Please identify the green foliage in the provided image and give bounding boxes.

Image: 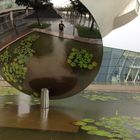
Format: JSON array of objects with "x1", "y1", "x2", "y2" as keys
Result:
[
  {"x1": 15, "y1": 0, "x2": 51, "y2": 9},
  {"x1": 31, "y1": 97, "x2": 40, "y2": 105},
  {"x1": 81, "y1": 118, "x2": 95, "y2": 123},
  {"x1": 81, "y1": 125, "x2": 98, "y2": 131},
  {"x1": 132, "y1": 96, "x2": 140, "y2": 101},
  {"x1": 81, "y1": 90, "x2": 118, "y2": 101},
  {"x1": 72, "y1": 121, "x2": 87, "y2": 126},
  {"x1": 70, "y1": 0, "x2": 89, "y2": 15},
  {"x1": 73, "y1": 112, "x2": 140, "y2": 139},
  {"x1": 0, "y1": 87, "x2": 20, "y2": 96},
  {"x1": 0, "y1": 33, "x2": 40, "y2": 87},
  {"x1": 28, "y1": 23, "x2": 51, "y2": 29},
  {"x1": 32, "y1": 92, "x2": 39, "y2": 98},
  {"x1": 2, "y1": 62, "x2": 27, "y2": 83},
  {"x1": 0, "y1": 50, "x2": 11, "y2": 64},
  {"x1": 76, "y1": 25, "x2": 101, "y2": 39},
  {"x1": 15, "y1": 0, "x2": 30, "y2": 7},
  {"x1": 67, "y1": 48, "x2": 97, "y2": 70}
]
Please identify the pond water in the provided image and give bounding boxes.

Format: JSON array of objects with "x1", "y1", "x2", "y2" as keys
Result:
[{"x1": 0, "y1": 89, "x2": 140, "y2": 140}]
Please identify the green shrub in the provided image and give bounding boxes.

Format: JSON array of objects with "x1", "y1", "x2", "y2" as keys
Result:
[
  {"x1": 0, "y1": 33, "x2": 40, "y2": 85},
  {"x1": 76, "y1": 26, "x2": 101, "y2": 39},
  {"x1": 28, "y1": 23, "x2": 51, "y2": 29},
  {"x1": 67, "y1": 48, "x2": 97, "y2": 70}
]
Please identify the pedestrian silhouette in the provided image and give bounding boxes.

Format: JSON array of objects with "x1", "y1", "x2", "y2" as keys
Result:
[{"x1": 59, "y1": 20, "x2": 65, "y2": 37}]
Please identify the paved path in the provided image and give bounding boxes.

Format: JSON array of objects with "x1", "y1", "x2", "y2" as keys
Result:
[
  {"x1": 33, "y1": 28, "x2": 102, "y2": 45},
  {"x1": 86, "y1": 84, "x2": 140, "y2": 94}
]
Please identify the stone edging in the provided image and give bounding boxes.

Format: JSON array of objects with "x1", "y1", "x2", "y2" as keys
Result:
[
  {"x1": 33, "y1": 28, "x2": 102, "y2": 45},
  {"x1": 0, "y1": 30, "x2": 34, "y2": 52},
  {"x1": 86, "y1": 84, "x2": 140, "y2": 94}
]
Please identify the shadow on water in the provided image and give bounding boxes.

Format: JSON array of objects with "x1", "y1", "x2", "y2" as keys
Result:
[
  {"x1": 33, "y1": 33, "x2": 54, "y2": 57},
  {"x1": 29, "y1": 77, "x2": 77, "y2": 97}
]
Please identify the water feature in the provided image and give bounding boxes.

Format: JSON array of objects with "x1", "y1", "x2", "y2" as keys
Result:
[{"x1": 0, "y1": 88, "x2": 140, "y2": 139}]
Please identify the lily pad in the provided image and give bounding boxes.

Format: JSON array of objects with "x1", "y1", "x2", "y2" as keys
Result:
[
  {"x1": 72, "y1": 112, "x2": 140, "y2": 139},
  {"x1": 81, "y1": 91, "x2": 118, "y2": 101},
  {"x1": 88, "y1": 130, "x2": 113, "y2": 138},
  {"x1": 81, "y1": 125, "x2": 98, "y2": 131},
  {"x1": 81, "y1": 118, "x2": 95, "y2": 123},
  {"x1": 72, "y1": 121, "x2": 87, "y2": 126}
]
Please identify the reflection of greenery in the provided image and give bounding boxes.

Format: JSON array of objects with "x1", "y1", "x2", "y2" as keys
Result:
[
  {"x1": 31, "y1": 97, "x2": 40, "y2": 105},
  {"x1": 81, "y1": 90, "x2": 118, "y2": 101},
  {"x1": 67, "y1": 48, "x2": 97, "y2": 70},
  {"x1": 133, "y1": 96, "x2": 140, "y2": 101},
  {"x1": 28, "y1": 23, "x2": 51, "y2": 29},
  {"x1": 0, "y1": 87, "x2": 19, "y2": 96},
  {"x1": 0, "y1": 34, "x2": 40, "y2": 88},
  {"x1": 0, "y1": 50, "x2": 11, "y2": 63},
  {"x1": 73, "y1": 111, "x2": 140, "y2": 139},
  {"x1": 76, "y1": 25, "x2": 101, "y2": 39}
]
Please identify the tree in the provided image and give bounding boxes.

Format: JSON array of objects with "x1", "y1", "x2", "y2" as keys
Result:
[
  {"x1": 15, "y1": 0, "x2": 52, "y2": 25},
  {"x1": 70, "y1": 0, "x2": 95, "y2": 30}
]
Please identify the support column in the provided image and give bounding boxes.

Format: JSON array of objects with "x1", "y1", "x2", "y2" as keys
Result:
[
  {"x1": 41, "y1": 88, "x2": 49, "y2": 109},
  {"x1": 118, "y1": 52, "x2": 128, "y2": 78},
  {"x1": 125, "y1": 68, "x2": 131, "y2": 82},
  {"x1": 10, "y1": 11, "x2": 14, "y2": 26},
  {"x1": 26, "y1": 8, "x2": 29, "y2": 16},
  {"x1": 133, "y1": 69, "x2": 139, "y2": 83}
]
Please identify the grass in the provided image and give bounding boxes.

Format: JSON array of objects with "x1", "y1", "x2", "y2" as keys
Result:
[
  {"x1": 76, "y1": 25, "x2": 101, "y2": 39},
  {"x1": 28, "y1": 23, "x2": 51, "y2": 29}
]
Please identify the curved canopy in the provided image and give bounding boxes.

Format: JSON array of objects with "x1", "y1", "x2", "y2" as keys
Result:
[
  {"x1": 80, "y1": 0, "x2": 138, "y2": 37},
  {"x1": 103, "y1": 15, "x2": 140, "y2": 53}
]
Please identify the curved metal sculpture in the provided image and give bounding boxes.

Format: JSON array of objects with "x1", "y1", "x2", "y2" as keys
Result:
[{"x1": 0, "y1": 31, "x2": 103, "y2": 99}]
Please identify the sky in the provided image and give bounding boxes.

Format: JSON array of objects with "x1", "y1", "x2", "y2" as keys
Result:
[
  {"x1": 51, "y1": 0, "x2": 70, "y2": 7},
  {"x1": 103, "y1": 14, "x2": 140, "y2": 53}
]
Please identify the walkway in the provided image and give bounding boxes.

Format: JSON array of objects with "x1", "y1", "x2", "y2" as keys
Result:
[
  {"x1": 34, "y1": 28, "x2": 102, "y2": 45},
  {"x1": 86, "y1": 84, "x2": 140, "y2": 94}
]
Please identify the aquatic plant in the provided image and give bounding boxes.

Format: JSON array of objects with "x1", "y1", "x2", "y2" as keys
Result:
[
  {"x1": 0, "y1": 50, "x2": 11, "y2": 64},
  {"x1": 0, "y1": 34, "x2": 40, "y2": 87},
  {"x1": 0, "y1": 87, "x2": 19, "y2": 96},
  {"x1": 132, "y1": 96, "x2": 140, "y2": 101},
  {"x1": 73, "y1": 112, "x2": 140, "y2": 139},
  {"x1": 67, "y1": 48, "x2": 97, "y2": 70},
  {"x1": 81, "y1": 90, "x2": 118, "y2": 101}
]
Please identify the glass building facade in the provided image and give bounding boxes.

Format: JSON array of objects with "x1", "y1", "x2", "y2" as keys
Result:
[{"x1": 95, "y1": 47, "x2": 140, "y2": 84}]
